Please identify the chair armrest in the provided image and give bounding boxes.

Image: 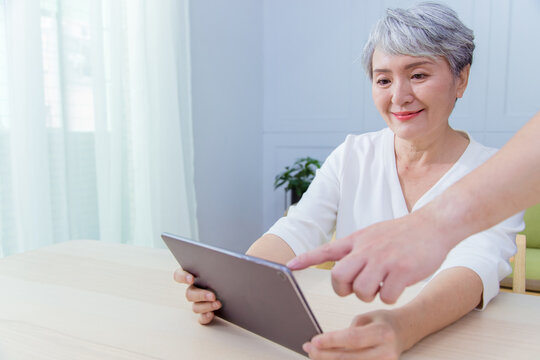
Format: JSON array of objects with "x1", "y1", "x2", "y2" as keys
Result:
[{"x1": 513, "y1": 234, "x2": 527, "y2": 294}]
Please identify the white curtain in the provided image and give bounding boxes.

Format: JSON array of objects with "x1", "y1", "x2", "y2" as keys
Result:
[{"x1": 0, "y1": 0, "x2": 198, "y2": 257}]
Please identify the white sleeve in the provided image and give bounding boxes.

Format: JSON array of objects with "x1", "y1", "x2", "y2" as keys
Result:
[
  {"x1": 264, "y1": 144, "x2": 343, "y2": 256},
  {"x1": 430, "y1": 211, "x2": 525, "y2": 310}
]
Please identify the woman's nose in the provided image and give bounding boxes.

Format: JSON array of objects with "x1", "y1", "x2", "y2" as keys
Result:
[{"x1": 391, "y1": 80, "x2": 414, "y2": 106}]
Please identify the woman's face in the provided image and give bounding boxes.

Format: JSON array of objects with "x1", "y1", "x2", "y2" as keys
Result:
[{"x1": 371, "y1": 48, "x2": 469, "y2": 143}]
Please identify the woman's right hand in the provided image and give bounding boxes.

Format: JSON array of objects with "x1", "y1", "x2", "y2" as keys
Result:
[{"x1": 173, "y1": 268, "x2": 222, "y2": 324}]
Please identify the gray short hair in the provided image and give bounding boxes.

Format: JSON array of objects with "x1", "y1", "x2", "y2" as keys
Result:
[{"x1": 362, "y1": 2, "x2": 475, "y2": 79}]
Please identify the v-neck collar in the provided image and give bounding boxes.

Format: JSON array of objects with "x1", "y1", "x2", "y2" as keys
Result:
[{"x1": 383, "y1": 128, "x2": 473, "y2": 215}]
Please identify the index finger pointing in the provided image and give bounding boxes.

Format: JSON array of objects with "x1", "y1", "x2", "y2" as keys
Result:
[{"x1": 287, "y1": 239, "x2": 352, "y2": 270}]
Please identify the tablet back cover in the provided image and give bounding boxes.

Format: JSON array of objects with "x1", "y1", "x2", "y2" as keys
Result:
[{"x1": 162, "y1": 233, "x2": 322, "y2": 355}]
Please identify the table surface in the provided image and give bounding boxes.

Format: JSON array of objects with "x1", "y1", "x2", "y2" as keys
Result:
[{"x1": 0, "y1": 240, "x2": 539, "y2": 359}]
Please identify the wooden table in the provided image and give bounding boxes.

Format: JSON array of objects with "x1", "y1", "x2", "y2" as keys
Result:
[{"x1": 0, "y1": 240, "x2": 539, "y2": 359}]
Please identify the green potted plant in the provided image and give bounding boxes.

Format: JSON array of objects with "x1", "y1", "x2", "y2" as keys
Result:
[{"x1": 274, "y1": 157, "x2": 321, "y2": 205}]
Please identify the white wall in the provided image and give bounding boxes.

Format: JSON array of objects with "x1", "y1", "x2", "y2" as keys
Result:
[{"x1": 190, "y1": 0, "x2": 540, "y2": 251}]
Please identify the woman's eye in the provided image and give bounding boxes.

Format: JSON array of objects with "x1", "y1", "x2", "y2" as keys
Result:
[
  {"x1": 376, "y1": 79, "x2": 390, "y2": 86},
  {"x1": 412, "y1": 73, "x2": 426, "y2": 80}
]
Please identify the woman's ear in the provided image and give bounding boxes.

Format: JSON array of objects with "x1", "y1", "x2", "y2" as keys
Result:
[{"x1": 456, "y1": 64, "x2": 471, "y2": 99}]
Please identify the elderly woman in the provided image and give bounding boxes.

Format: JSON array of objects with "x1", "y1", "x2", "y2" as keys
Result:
[{"x1": 176, "y1": 2, "x2": 524, "y2": 359}]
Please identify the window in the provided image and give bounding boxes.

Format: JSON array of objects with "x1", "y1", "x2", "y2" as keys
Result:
[
  {"x1": 0, "y1": 0, "x2": 196, "y2": 256},
  {"x1": 0, "y1": 0, "x2": 9, "y2": 130}
]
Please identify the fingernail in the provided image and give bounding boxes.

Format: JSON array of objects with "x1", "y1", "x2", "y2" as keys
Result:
[
  {"x1": 212, "y1": 301, "x2": 220, "y2": 309},
  {"x1": 303, "y1": 342, "x2": 311, "y2": 352},
  {"x1": 186, "y1": 275, "x2": 193, "y2": 283},
  {"x1": 205, "y1": 293, "x2": 213, "y2": 301},
  {"x1": 287, "y1": 258, "x2": 298, "y2": 268}
]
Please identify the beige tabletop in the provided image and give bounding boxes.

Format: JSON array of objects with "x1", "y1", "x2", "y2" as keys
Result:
[{"x1": 0, "y1": 240, "x2": 539, "y2": 359}]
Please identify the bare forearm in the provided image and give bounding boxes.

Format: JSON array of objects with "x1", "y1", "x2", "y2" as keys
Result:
[
  {"x1": 417, "y1": 111, "x2": 540, "y2": 249},
  {"x1": 395, "y1": 267, "x2": 483, "y2": 351},
  {"x1": 246, "y1": 234, "x2": 296, "y2": 264}
]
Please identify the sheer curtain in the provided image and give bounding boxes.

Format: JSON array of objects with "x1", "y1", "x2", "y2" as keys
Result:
[{"x1": 0, "y1": 0, "x2": 198, "y2": 257}]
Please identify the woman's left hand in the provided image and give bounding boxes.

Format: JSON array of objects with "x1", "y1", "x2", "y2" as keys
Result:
[{"x1": 303, "y1": 310, "x2": 405, "y2": 360}]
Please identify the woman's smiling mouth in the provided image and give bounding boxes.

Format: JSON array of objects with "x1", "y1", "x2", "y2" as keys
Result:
[{"x1": 391, "y1": 109, "x2": 424, "y2": 121}]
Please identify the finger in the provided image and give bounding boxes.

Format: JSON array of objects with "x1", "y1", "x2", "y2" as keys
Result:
[
  {"x1": 330, "y1": 253, "x2": 367, "y2": 297},
  {"x1": 303, "y1": 342, "x2": 357, "y2": 360},
  {"x1": 287, "y1": 239, "x2": 353, "y2": 270},
  {"x1": 186, "y1": 285, "x2": 216, "y2": 302},
  {"x1": 351, "y1": 263, "x2": 386, "y2": 302},
  {"x1": 174, "y1": 268, "x2": 194, "y2": 284},
  {"x1": 192, "y1": 300, "x2": 222, "y2": 314},
  {"x1": 310, "y1": 325, "x2": 380, "y2": 350},
  {"x1": 378, "y1": 272, "x2": 408, "y2": 304},
  {"x1": 198, "y1": 312, "x2": 215, "y2": 325},
  {"x1": 306, "y1": 344, "x2": 392, "y2": 360}
]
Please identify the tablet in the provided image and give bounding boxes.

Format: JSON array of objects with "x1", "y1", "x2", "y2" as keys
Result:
[{"x1": 162, "y1": 232, "x2": 322, "y2": 355}]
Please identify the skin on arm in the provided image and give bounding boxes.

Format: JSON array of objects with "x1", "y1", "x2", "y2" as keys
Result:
[
  {"x1": 304, "y1": 267, "x2": 483, "y2": 360},
  {"x1": 174, "y1": 233, "x2": 295, "y2": 324},
  {"x1": 433, "y1": 110, "x2": 540, "y2": 240},
  {"x1": 245, "y1": 233, "x2": 296, "y2": 264},
  {"x1": 288, "y1": 111, "x2": 540, "y2": 305}
]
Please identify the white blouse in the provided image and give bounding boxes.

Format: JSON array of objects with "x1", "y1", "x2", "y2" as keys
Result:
[{"x1": 266, "y1": 127, "x2": 524, "y2": 309}]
